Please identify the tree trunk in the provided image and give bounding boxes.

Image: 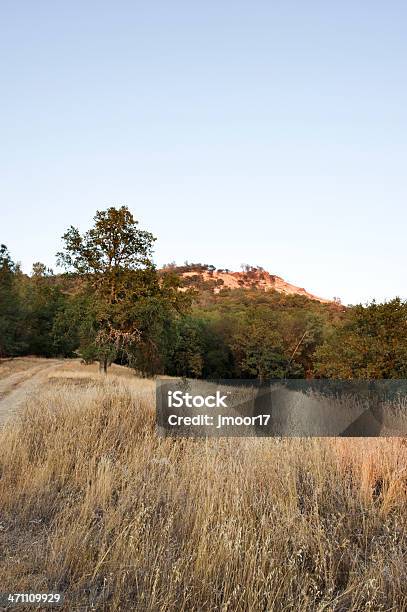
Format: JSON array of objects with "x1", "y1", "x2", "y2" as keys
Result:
[{"x1": 99, "y1": 357, "x2": 108, "y2": 374}]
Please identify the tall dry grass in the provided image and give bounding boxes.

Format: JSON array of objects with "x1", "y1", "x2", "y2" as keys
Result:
[{"x1": 0, "y1": 374, "x2": 407, "y2": 611}]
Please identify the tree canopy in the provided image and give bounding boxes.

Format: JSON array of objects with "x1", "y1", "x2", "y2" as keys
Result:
[{"x1": 1, "y1": 208, "x2": 405, "y2": 381}]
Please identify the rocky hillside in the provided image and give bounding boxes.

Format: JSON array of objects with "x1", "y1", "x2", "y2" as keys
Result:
[{"x1": 162, "y1": 264, "x2": 332, "y2": 303}]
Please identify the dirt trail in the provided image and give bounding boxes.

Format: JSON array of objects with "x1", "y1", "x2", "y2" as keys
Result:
[{"x1": 0, "y1": 359, "x2": 64, "y2": 426}]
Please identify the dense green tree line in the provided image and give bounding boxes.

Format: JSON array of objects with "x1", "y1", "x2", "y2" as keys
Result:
[{"x1": 1, "y1": 206, "x2": 406, "y2": 379}]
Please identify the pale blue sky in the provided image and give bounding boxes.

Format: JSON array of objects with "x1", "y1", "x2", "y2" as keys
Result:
[{"x1": 1, "y1": 1, "x2": 406, "y2": 305}]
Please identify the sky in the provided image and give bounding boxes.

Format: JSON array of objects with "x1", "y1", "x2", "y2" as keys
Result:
[{"x1": 1, "y1": 1, "x2": 406, "y2": 305}]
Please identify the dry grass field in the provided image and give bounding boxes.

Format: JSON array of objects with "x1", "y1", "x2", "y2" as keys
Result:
[{"x1": 0, "y1": 360, "x2": 407, "y2": 611}]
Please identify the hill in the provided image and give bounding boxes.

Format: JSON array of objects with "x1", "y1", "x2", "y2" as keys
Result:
[{"x1": 162, "y1": 263, "x2": 333, "y2": 303}]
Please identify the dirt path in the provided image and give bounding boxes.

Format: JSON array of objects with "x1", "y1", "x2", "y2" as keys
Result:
[{"x1": 0, "y1": 359, "x2": 65, "y2": 426}]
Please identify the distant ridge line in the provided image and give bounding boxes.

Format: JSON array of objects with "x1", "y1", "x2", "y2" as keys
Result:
[{"x1": 161, "y1": 265, "x2": 333, "y2": 304}]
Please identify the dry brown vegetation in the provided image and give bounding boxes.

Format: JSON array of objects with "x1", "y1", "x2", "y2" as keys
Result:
[{"x1": 0, "y1": 364, "x2": 407, "y2": 611}]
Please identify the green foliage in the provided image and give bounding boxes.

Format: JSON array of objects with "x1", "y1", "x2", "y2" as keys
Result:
[
  {"x1": 52, "y1": 293, "x2": 95, "y2": 358},
  {"x1": 166, "y1": 316, "x2": 205, "y2": 378},
  {"x1": 23, "y1": 264, "x2": 68, "y2": 357},
  {"x1": 315, "y1": 298, "x2": 407, "y2": 379},
  {"x1": 0, "y1": 246, "x2": 24, "y2": 356},
  {"x1": 57, "y1": 206, "x2": 189, "y2": 374},
  {"x1": 57, "y1": 206, "x2": 156, "y2": 301},
  {"x1": 188, "y1": 289, "x2": 334, "y2": 379},
  {"x1": 2, "y1": 215, "x2": 405, "y2": 383},
  {"x1": 232, "y1": 316, "x2": 287, "y2": 380},
  {"x1": 56, "y1": 206, "x2": 157, "y2": 370}
]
